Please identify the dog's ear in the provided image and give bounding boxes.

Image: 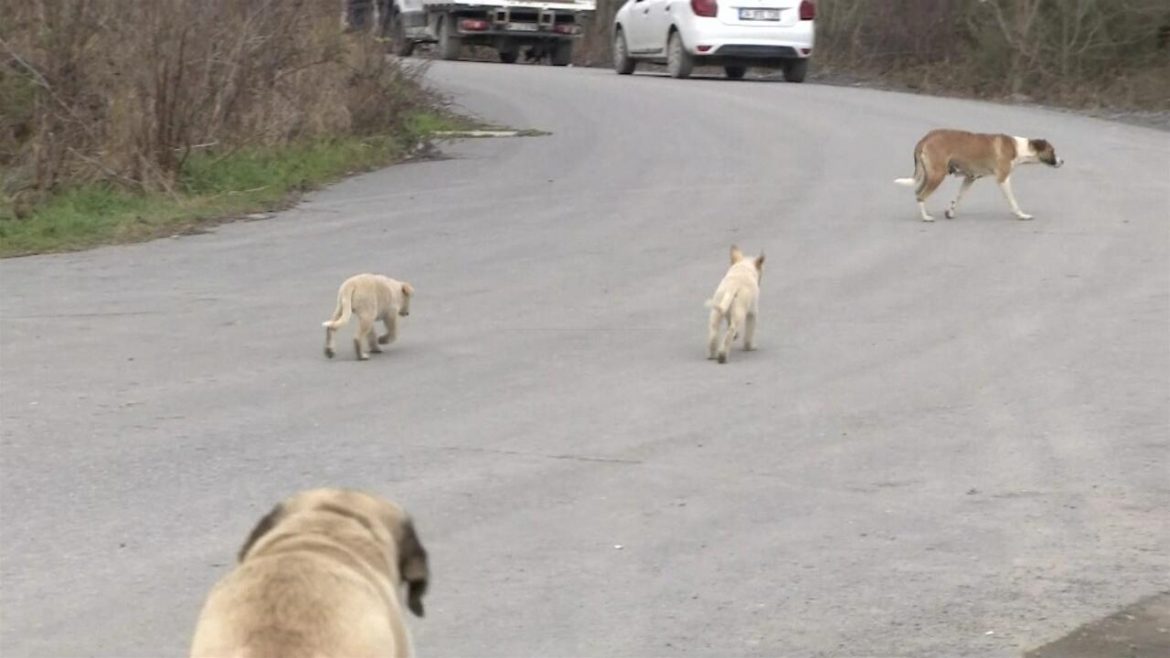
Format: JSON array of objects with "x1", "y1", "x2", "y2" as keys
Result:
[
  {"x1": 401, "y1": 282, "x2": 414, "y2": 297},
  {"x1": 730, "y1": 245, "x2": 743, "y2": 264},
  {"x1": 237, "y1": 503, "x2": 284, "y2": 562},
  {"x1": 398, "y1": 519, "x2": 429, "y2": 617},
  {"x1": 1029, "y1": 138, "x2": 1050, "y2": 153},
  {"x1": 754, "y1": 252, "x2": 765, "y2": 271}
]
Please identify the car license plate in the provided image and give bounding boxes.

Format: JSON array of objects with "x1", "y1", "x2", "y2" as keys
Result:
[
  {"x1": 507, "y1": 22, "x2": 540, "y2": 31},
  {"x1": 739, "y1": 8, "x2": 780, "y2": 20}
]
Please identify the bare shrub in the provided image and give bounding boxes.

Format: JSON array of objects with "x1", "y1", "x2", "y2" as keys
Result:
[
  {"x1": 0, "y1": 0, "x2": 433, "y2": 196},
  {"x1": 814, "y1": 0, "x2": 1169, "y2": 109}
]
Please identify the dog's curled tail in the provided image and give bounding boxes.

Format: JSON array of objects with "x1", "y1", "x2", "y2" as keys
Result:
[
  {"x1": 322, "y1": 286, "x2": 353, "y2": 329},
  {"x1": 705, "y1": 290, "x2": 739, "y2": 315}
]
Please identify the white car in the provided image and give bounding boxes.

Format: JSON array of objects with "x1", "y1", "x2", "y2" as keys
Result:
[{"x1": 612, "y1": 0, "x2": 815, "y2": 81}]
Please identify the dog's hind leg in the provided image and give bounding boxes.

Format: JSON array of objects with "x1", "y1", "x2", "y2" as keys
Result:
[
  {"x1": 368, "y1": 326, "x2": 383, "y2": 354},
  {"x1": 354, "y1": 313, "x2": 375, "y2": 360},
  {"x1": 378, "y1": 313, "x2": 398, "y2": 345},
  {"x1": 997, "y1": 176, "x2": 1032, "y2": 219},
  {"x1": 916, "y1": 171, "x2": 945, "y2": 222},
  {"x1": 945, "y1": 176, "x2": 976, "y2": 219},
  {"x1": 743, "y1": 310, "x2": 757, "y2": 352},
  {"x1": 718, "y1": 306, "x2": 746, "y2": 364},
  {"x1": 324, "y1": 325, "x2": 337, "y2": 358},
  {"x1": 707, "y1": 308, "x2": 723, "y2": 360}
]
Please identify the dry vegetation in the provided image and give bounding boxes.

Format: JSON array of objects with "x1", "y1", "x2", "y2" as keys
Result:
[
  {"x1": 578, "y1": 0, "x2": 1170, "y2": 110},
  {"x1": 0, "y1": 0, "x2": 439, "y2": 227},
  {"x1": 2, "y1": 1, "x2": 1165, "y2": 253}
]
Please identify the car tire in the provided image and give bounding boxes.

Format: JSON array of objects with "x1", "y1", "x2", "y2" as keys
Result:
[
  {"x1": 666, "y1": 30, "x2": 693, "y2": 79},
  {"x1": 499, "y1": 48, "x2": 519, "y2": 63},
  {"x1": 390, "y1": 11, "x2": 414, "y2": 57},
  {"x1": 551, "y1": 40, "x2": 573, "y2": 66},
  {"x1": 782, "y1": 58, "x2": 808, "y2": 83},
  {"x1": 438, "y1": 15, "x2": 461, "y2": 61},
  {"x1": 724, "y1": 65, "x2": 747, "y2": 80},
  {"x1": 613, "y1": 28, "x2": 636, "y2": 74}
]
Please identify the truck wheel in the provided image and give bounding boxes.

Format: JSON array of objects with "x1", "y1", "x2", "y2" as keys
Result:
[
  {"x1": 613, "y1": 28, "x2": 635, "y2": 74},
  {"x1": 498, "y1": 40, "x2": 519, "y2": 63},
  {"x1": 390, "y1": 11, "x2": 414, "y2": 56},
  {"x1": 550, "y1": 40, "x2": 572, "y2": 66},
  {"x1": 724, "y1": 66, "x2": 747, "y2": 80},
  {"x1": 438, "y1": 15, "x2": 461, "y2": 61},
  {"x1": 782, "y1": 58, "x2": 808, "y2": 83},
  {"x1": 666, "y1": 30, "x2": 693, "y2": 79}
]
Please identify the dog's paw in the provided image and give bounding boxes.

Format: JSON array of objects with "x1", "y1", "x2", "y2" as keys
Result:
[
  {"x1": 357, "y1": 353, "x2": 370, "y2": 361},
  {"x1": 921, "y1": 215, "x2": 936, "y2": 222},
  {"x1": 717, "y1": 353, "x2": 728, "y2": 364},
  {"x1": 324, "y1": 347, "x2": 335, "y2": 359},
  {"x1": 378, "y1": 335, "x2": 393, "y2": 345},
  {"x1": 1016, "y1": 212, "x2": 1034, "y2": 220},
  {"x1": 944, "y1": 208, "x2": 956, "y2": 219}
]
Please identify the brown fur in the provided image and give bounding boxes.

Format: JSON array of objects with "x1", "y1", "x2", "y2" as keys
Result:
[
  {"x1": 190, "y1": 489, "x2": 429, "y2": 658},
  {"x1": 896, "y1": 129, "x2": 1063, "y2": 221}
]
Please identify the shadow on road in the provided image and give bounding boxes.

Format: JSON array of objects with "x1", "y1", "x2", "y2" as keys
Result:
[{"x1": 1024, "y1": 592, "x2": 1170, "y2": 658}]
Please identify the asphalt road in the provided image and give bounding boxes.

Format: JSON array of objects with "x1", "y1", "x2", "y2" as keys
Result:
[{"x1": 2, "y1": 61, "x2": 1168, "y2": 658}]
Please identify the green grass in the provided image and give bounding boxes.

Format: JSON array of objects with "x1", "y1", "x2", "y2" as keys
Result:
[{"x1": 0, "y1": 110, "x2": 476, "y2": 257}]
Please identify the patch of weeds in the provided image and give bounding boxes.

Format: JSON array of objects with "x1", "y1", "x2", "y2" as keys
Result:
[{"x1": 0, "y1": 109, "x2": 465, "y2": 257}]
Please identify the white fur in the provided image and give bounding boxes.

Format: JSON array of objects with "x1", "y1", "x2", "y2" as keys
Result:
[
  {"x1": 1012, "y1": 136, "x2": 1040, "y2": 165},
  {"x1": 706, "y1": 246, "x2": 764, "y2": 364},
  {"x1": 323, "y1": 273, "x2": 413, "y2": 361}
]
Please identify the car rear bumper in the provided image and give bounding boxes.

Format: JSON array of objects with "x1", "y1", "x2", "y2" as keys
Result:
[
  {"x1": 678, "y1": 18, "x2": 814, "y2": 58},
  {"x1": 710, "y1": 44, "x2": 799, "y2": 57}
]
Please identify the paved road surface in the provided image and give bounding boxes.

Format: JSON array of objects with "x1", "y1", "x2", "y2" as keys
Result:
[{"x1": 2, "y1": 62, "x2": 1168, "y2": 658}]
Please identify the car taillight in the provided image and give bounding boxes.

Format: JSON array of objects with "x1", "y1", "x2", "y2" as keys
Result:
[
  {"x1": 691, "y1": 0, "x2": 718, "y2": 18},
  {"x1": 799, "y1": 0, "x2": 815, "y2": 20},
  {"x1": 459, "y1": 18, "x2": 490, "y2": 31}
]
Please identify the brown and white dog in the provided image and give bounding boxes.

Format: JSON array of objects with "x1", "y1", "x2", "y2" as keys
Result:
[
  {"x1": 190, "y1": 488, "x2": 429, "y2": 658},
  {"x1": 894, "y1": 129, "x2": 1063, "y2": 221}
]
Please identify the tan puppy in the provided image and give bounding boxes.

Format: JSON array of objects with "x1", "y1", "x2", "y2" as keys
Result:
[
  {"x1": 895, "y1": 129, "x2": 1063, "y2": 221},
  {"x1": 706, "y1": 245, "x2": 765, "y2": 364},
  {"x1": 323, "y1": 273, "x2": 414, "y2": 360},
  {"x1": 190, "y1": 488, "x2": 430, "y2": 658}
]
